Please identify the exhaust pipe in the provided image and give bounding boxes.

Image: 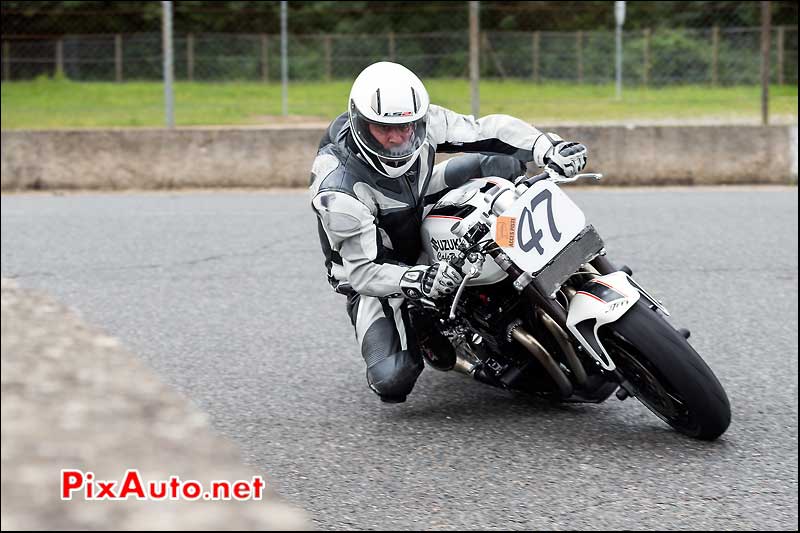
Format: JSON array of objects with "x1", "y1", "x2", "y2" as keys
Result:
[
  {"x1": 537, "y1": 310, "x2": 588, "y2": 386},
  {"x1": 508, "y1": 324, "x2": 573, "y2": 398},
  {"x1": 453, "y1": 355, "x2": 479, "y2": 375},
  {"x1": 451, "y1": 338, "x2": 481, "y2": 376}
]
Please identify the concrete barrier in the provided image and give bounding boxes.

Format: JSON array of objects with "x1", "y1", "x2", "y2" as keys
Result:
[
  {"x1": 0, "y1": 278, "x2": 312, "y2": 530},
  {"x1": 1, "y1": 124, "x2": 797, "y2": 190}
]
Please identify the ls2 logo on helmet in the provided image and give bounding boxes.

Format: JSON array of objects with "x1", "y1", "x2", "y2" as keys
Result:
[{"x1": 383, "y1": 111, "x2": 414, "y2": 117}]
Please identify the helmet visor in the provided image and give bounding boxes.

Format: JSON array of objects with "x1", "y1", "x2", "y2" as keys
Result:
[{"x1": 351, "y1": 104, "x2": 427, "y2": 163}]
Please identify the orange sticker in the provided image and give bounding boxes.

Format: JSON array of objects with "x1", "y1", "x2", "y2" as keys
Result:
[{"x1": 495, "y1": 216, "x2": 516, "y2": 248}]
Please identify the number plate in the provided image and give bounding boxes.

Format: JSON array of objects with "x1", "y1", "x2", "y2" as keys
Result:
[{"x1": 490, "y1": 180, "x2": 586, "y2": 273}]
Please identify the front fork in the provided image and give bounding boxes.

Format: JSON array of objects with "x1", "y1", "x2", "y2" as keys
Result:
[
  {"x1": 491, "y1": 246, "x2": 642, "y2": 392},
  {"x1": 594, "y1": 256, "x2": 671, "y2": 316},
  {"x1": 591, "y1": 254, "x2": 618, "y2": 276},
  {"x1": 486, "y1": 242, "x2": 589, "y2": 329},
  {"x1": 589, "y1": 255, "x2": 690, "y2": 400}
]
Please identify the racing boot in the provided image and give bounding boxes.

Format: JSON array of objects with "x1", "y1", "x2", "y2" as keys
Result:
[{"x1": 408, "y1": 307, "x2": 456, "y2": 371}]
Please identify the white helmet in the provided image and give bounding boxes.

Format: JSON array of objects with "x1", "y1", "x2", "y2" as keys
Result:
[{"x1": 348, "y1": 62, "x2": 430, "y2": 178}]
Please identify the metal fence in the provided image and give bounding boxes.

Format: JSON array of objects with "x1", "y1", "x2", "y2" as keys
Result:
[
  {"x1": 2, "y1": 27, "x2": 797, "y2": 85},
  {"x1": 1, "y1": 1, "x2": 797, "y2": 128}
]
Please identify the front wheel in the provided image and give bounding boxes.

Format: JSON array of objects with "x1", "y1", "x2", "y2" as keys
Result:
[{"x1": 601, "y1": 301, "x2": 731, "y2": 440}]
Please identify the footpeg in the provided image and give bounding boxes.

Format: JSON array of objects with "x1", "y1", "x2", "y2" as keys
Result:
[
  {"x1": 620, "y1": 264, "x2": 633, "y2": 276},
  {"x1": 678, "y1": 328, "x2": 691, "y2": 339},
  {"x1": 616, "y1": 380, "x2": 634, "y2": 401}
]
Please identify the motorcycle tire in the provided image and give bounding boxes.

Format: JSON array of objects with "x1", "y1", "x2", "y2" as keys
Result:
[{"x1": 601, "y1": 300, "x2": 731, "y2": 440}]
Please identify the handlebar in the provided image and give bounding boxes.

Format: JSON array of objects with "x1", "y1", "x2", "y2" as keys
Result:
[
  {"x1": 516, "y1": 170, "x2": 550, "y2": 188},
  {"x1": 516, "y1": 170, "x2": 604, "y2": 188},
  {"x1": 448, "y1": 218, "x2": 491, "y2": 273},
  {"x1": 444, "y1": 217, "x2": 493, "y2": 319},
  {"x1": 440, "y1": 169, "x2": 603, "y2": 320}
]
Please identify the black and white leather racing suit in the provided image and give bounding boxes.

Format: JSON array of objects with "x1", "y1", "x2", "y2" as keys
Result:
[{"x1": 309, "y1": 106, "x2": 556, "y2": 402}]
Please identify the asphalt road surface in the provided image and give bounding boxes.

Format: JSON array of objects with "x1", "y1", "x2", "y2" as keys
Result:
[{"x1": 2, "y1": 187, "x2": 797, "y2": 530}]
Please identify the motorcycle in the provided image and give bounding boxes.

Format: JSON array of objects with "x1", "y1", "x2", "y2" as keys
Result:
[{"x1": 415, "y1": 169, "x2": 731, "y2": 441}]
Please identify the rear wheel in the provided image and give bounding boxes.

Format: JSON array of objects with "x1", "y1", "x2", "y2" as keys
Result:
[{"x1": 601, "y1": 301, "x2": 731, "y2": 440}]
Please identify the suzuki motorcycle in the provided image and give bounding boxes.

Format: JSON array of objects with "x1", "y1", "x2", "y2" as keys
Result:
[{"x1": 415, "y1": 170, "x2": 731, "y2": 441}]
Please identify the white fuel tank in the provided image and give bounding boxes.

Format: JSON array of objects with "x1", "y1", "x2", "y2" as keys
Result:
[{"x1": 420, "y1": 177, "x2": 511, "y2": 286}]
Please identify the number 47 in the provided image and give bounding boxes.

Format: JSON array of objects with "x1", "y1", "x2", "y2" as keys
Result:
[{"x1": 517, "y1": 190, "x2": 561, "y2": 255}]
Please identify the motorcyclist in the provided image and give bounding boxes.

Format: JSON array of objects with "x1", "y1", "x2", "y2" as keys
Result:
[{"x1": 309, "y1": 61, "x2": 587, "y2": 403}]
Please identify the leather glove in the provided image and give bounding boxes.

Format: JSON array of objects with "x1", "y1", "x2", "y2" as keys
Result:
[
  {"x1": 544, "y1": 140, "x2": 588, "y2": 179},
  {"x1": 400, "y1": 262, "x2": 463, "y2": 300}
]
